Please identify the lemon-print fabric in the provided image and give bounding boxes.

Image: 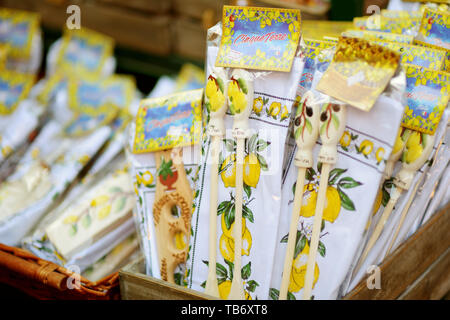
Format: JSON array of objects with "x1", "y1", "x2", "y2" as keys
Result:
[
  {"x1": 185, "y1": 45, "x2": 304, "y2": 300},
  {"x1": 347, "y1": 110, "x2": 449, "y2": 294},
  {"x1": 270, "y1": 68, "x2": 405, "y2": 299}
]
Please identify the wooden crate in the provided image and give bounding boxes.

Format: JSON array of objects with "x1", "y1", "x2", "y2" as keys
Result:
[{"x1": 120, "y1": 202, "x2": 450, "y2": 300}]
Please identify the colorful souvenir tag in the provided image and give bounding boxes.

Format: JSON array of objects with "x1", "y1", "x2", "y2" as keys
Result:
[
  {"x1": 64, "y1": 111, "x2": 119, "y2": 137},
  {"x1": 216, "y1": 6, "x2": 301, "y2": 72},
  {"x1": 401, "y1": 64, "x2": 449, "y2": 135},
  {"x1": 369, "y1": 40, "x2": 446, "y2": 70},
  {"x1": 57, "y1": 28, "x2": 114, "y2": 78},
  {"x1": 416, "y1": 8, "x2": 450, "y2": 50},
  {"x1": 68, "y1": 75, "x2": 135, "y2": 116},
  {"x1": 317, "y1": 37, "x2": 400, "y2": 112},
  {"x1": 379, "y1": 17, "x2": 420, "y2": 34},
  {"x1": 300, "y1": 44, "x2": 335, "y2": 90},
  {"x1": 303, "y1": 38, "x2": 337, "y2": 48},
  {"x1": 0, "y1": 44, "x2": 9, "y2": 70},
  {"x1": 342, "y1": 30, "x2": 414, "y2": 44},
  {"x1": 0, "y1": 70, "x2": 34, "y2": 115},
  {"x1": 133, "y1": 89, "x2": 202, "y2": 154},
  {"x1": 0, "y1": 8, "x2": 39, "y2": 59},
  {"x1": 381, "y1": 10, "x2": 422, "y2": 19}
]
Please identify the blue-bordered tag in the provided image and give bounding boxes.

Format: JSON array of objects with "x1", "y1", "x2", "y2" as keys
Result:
[
  {"x1": 0, "y1": 8, "x2": 39, "y2": 59},
  {"x1": 216, "y1": 6, "x2": 301, "y2": 72},
  {"x1": 133, "y1": 89, "x2": 203, "y2": 154},
  {"x1": 0, "y1": 70, "x2": 34, "y2": 115},
  {"x1": 402, "y1": 64, "x2": 449, "y2": 135}
]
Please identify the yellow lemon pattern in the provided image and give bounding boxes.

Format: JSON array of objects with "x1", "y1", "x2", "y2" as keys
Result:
[
  {"x1": 228, "y1": 77, "x2": 248, "y2": 115},
  {"x1": 205, "y1": 75, "x2": 225, "y2": 113}
]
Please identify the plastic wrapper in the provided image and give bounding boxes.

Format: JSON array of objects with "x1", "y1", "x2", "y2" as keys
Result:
[
  {"x1": 345, "y1": 109, "x2": 449, "y2": 294},
  {"x1": 185, "y1": 21, "x2": 305, "y2": 299}
]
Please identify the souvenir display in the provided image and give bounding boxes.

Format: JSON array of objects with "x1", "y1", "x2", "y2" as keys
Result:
[{"x1": 0, "y1": 2, "x2": 449, "y2": 303}]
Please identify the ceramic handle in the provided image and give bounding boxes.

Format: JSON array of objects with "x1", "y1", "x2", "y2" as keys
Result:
[
  {"x1": 206, "y1": 67, "x2": 229, "y2": 136},
  {"x1": 228, "y1": 69, "x2": 254, "y2": 139},
  {"x1": 293, "y1": 92, "x2": 321, "y2": 168},
  {"x1": 395, "y1": 131, "x2": 435, "y2": 190},
  {"x1": 318, "y1": 103, "x2": 347, "y2": 164}
]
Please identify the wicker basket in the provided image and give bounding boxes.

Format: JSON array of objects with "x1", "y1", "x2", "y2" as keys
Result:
[{"x1": 0, "y1": 244, "x2": 120, "y2": 300}]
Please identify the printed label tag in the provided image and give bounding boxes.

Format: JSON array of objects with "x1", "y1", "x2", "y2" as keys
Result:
[
  {"x1": 317, "y1": 37, "x2": 400, "y2": 112},
  {"x1": 133, "y1": 89, "x2": 203, "y2": 153},
  {"x1": 416, "y1": 8, "x2": 450, "y2": 53},
  {"x1": 369, "y1": 39, "x2": 446, "y2": 70},
  {"x1": 57, "y1": 28, "x2": 114, "y2": 78},
  {"x1": 0, "y1": 70, "x2": 34, "y2": 115},
  {"x1": 216, "y1": 6, "x2": 301, "y2": 72},
  {"x1": 0, "y1": 8, "x2": 39, "y2": 59},
  {"x1": 401, "y1": 64, "x2": 449, "y2": 135},
  {"x1": 68, "y1": 75, "x2": 135, "y2": 116},
  {"x1": 343, "y1": 29, "x2": 414, "y2": 44}
]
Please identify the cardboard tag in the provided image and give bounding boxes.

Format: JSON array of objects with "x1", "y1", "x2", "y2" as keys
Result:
[
  {"x1": 416, "y1": 8, "x2": 450, "y2": 50},
  {"x1": 317, "y1": 37, "x2": 400, "y2": 112},
  {"x1": 68, "y1": 75, "x2": 135, "y2": 116},
  {"x1": 133, "y1": 89, "x2": 203, "y2": 154},
  {"x1": 37, "y1": 71, "x2": 67, "y2": 105},
  {"x1": 369, "y1": 39, "x2": 446, "y2": 70},
  {"x1": 57, "y1": 28, "x2": 114, "y2": 78},
  {"x1": 401, "y1": 64, "x2": 449, "y2": 135},
  {"x1": 342, "y1": 29, "x2": 414, "y2": 44},
  {"x1": 0, "y1": 8, "x2": 39, "y2": 59},
  {"x1": 0, "y1": 70, "x2": 34, "y2": 115},
  {"x1": 216, "y1": 6, "x2": 301, "y2": 72}
]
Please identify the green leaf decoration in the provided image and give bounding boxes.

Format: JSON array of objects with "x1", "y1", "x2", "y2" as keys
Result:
[
  {"x1": 237, "y1": 78, "x2": 248, "y2": 94},
  {"x1": 224, "y1": 259, "x2": 234, "y2": 279},
  {"x1": 217, "y1": 200, "x2": 231, "y2": 215},
  {"x1": 246, "y1": 280, "x2": 259, "y2": 293},
  {"x1": 114, "y1": 197, "x2": 127, "y2": 213},
  {"x1": 174, "y1": 273, "x2": 183, "y2": 286},
  {"x1": 81, "y1": 214, "x2": 91, "y2": 228},
  {"x1": 109, "y1": 187, "x2": 122, "y2": 193},
  {"x1": 242, "y1": 205, "x2": 254, "y2": 223},
  {"x1": 69, "y1": 224, "x2": 77, "y2": 237},
  {"x1": 305, "y1": 118, "x2": 313, "y2": 134},
  {"x1": 200, "y1": 281, "x2": 206, "y2": 289},
  {"x1": 328, "y1": 168, "x2": 347, "y2": 185},
  {"x1": 229, "y1": 102, "x2": 236, "y2": 115},
  {"x1": 224, "y1": 204, "x2": 235, "y2": 230},
  {"x1": 216, "y1": 77, "x2": 224, "y2": 93},
  {"x1": 294, "y1": 233, "x2": 306, "y2": 259},
  {"x1": 294, "y1": 127, "x2": 301, "y2": 140},
  {"x1": 223, "y1": 139, "x2": 235, "y2": 152},
  {"x1": 337, "y1": 187, "x2": 356, "y2": 211},
  {"x1": 318, "y1": 241, "x2": 326, "y2": 257},
  {"x1": 280, "y1": 233, "x2": 289, "y2": 243},
  {"x1": 216, "y1": 263, "x2": 228, "y2": 279},
  {"x1": 171, "y1": 205, "x2": 180, "y2": 218},
  {"x1": 317, "y1": 162, "x2": 323, "y2": 174},
  {"x1": 269, "y1": 288, "x2": 279, "y2": 300},
  {"x1": 331, "y1": 113, "x2": 339, "y2": 130},
  {"x1": 321, "y1": 219, "x2": 326, "y2": 231},
  {"x1": 338, "y1": 177, "x2": 362, "y2": 189},
  {"x1": 247, "y1": 134, "x2": 258, "y2": 153},
  {"x1": 305, "y1": 168, "x2": 315, "y2": 181},
  {"x1": 287, "y1": 291, "x2": 297, "y2": 300},
  {"x1": 256, "y1": 153, "x2": 269, "y2": 171},
  {"x1": 241, "y1": 262, "x2": 251, "y2": 280},
  {"x1": 156, "y1": 158, "x2": 174, "y2": 180},
  {"x1": 256, "y1": 139, "x2": 270, "y2": 152},
  {"x1": 244, "y1": 184, "x2": 252, "y2": 199}
]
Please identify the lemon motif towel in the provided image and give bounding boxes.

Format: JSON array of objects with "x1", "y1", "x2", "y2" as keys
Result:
[
  {"x1": 346, "y1": 110, "x2": 449, "y2": 294},
  {"x1": 185, "y1": 45, "x2": 304, "y2": 299},
  {"x1": 270, "y1": 69, "x2": 405, "y2": 299}
]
